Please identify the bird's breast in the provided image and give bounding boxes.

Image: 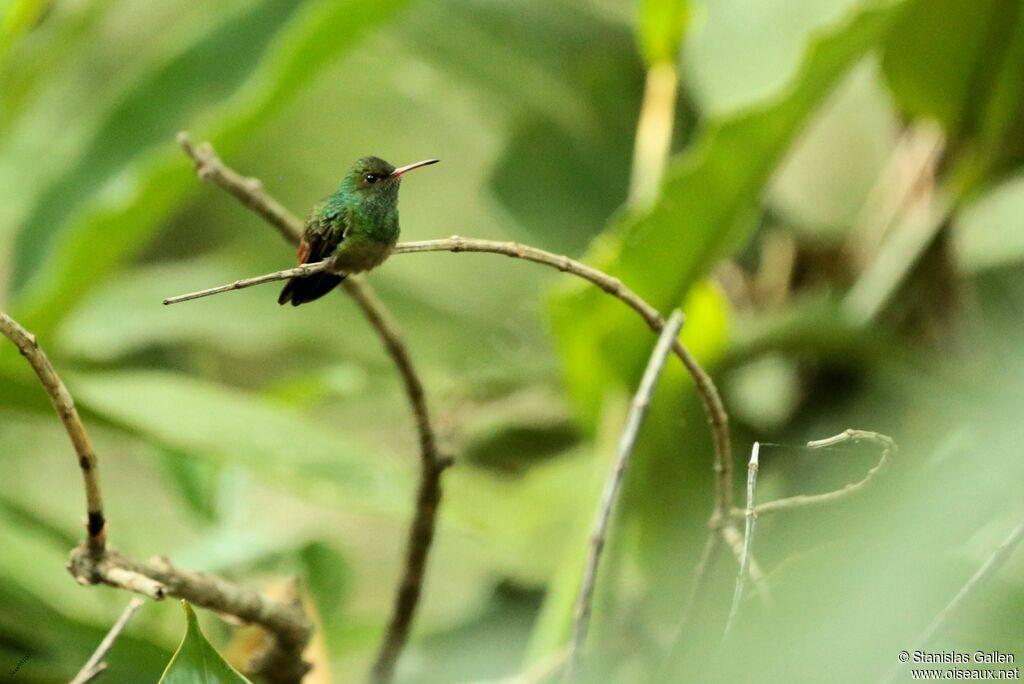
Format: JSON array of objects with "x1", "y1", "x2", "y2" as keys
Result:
[{"x1": 333, "y1": 236, "x2": 396, "y2": 274}]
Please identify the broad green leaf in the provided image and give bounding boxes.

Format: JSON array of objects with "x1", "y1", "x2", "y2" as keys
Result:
[
  {"x1": 637, "y1": 0, "x2": 689, "y2": 66},
  {"x1": 159, "y1": 602, "x2": 252, "y2": 684},
  {"x1": 9, "y1": 0, "x2": 414, "y2": 338},
  {"x1": 550, "y1": 0, "x2": 907, "y2": 422},
  {"x1": 68, "y1": 370, "x2": 409, "y2": 513},
  {"x1": 881, "y1": 0, "x2": 1024, "y2": 190}
]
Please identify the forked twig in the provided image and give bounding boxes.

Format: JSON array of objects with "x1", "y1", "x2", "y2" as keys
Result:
[{"x1": 735, "y1": 429, "x2": 896, "y2": 518}]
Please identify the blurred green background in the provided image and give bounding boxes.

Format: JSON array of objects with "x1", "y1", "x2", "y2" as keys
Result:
[{"x1": 1, "y1": 0, "x2": 1023, "y2": 681}]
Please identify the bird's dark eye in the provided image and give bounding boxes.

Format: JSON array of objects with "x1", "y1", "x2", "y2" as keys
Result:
[{"x1": 364, "y1": 173, "x2": 378, "y2": 184}]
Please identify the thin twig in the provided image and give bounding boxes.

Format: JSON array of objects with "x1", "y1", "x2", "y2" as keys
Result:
[
  {"x1": 565, "y1": 311, "x2": 685, "y2": 681},
  {"x1": 163, "y1": 260, "x2": 335, "y2": 305},
  {"x1": 177, "y1": 133, "x2": 446, "y2": 684},
  {"x1": 0, "y1": 312, "x2": 106, "y2": 553},
  {"x1": 723, "y1": 442, "x2": 760, "y2": 639},
  {"x1": 69, "y1": 598, "x2": 144, "y2": 684},
  {"x1": 735, "y1": 429, "x2": 896, "y2": 518},
  {"x1": 347, "y1": 278, "x2": 453, "y2": 684}
]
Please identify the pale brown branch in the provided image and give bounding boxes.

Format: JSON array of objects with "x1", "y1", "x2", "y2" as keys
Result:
[
  {"x1": 177, "y1": 132, "x2": 446, "y2": 684},
  {"x1": 67, "y1": 545, "x2": 312, "y2": 683},
  {"x1": 0, "y1": 312, "x2": 106, "y2": 553},
  {"x1": 69, "y1": 598, "x2": 144, "y2": 684},
  {"x1": 735, "y1": 429, "x2": 896, "y2": 518},
  {"x1": 163, "y1": 260, "x2": 335, "y2": 305},
  {"x1": 565, "y1": 311, "x2": 684, "y2": 681}
]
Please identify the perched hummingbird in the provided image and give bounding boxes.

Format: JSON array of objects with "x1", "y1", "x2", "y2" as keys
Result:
[{"x1": 278, "y1": 156, "x2": 439, "y2": 306}]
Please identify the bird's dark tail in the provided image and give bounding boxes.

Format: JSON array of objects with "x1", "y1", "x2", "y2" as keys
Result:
[{"x1": 278, "y1": 271, "x2": 346, "y2": 306}]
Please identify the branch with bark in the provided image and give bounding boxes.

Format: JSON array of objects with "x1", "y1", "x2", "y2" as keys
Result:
[
  {"x1": 0, "y1": 312, "x2": 106, "y2": 554},
  {"x1": 0, "y1": 312, "x2": 312, "y2": 684}
]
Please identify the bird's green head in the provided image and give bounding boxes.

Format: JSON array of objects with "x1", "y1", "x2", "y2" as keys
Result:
[{"x1": 340, "y1": 156, "x2": 439, "y2": 205}]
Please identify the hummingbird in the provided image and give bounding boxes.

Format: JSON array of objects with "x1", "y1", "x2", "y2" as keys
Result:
[{"x1": 278, "y1": 156, "x2": 439, "y2": 306}]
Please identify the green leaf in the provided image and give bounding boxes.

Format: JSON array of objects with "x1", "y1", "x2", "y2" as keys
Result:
[
  {"x1": 68, "y1": 370, "x2": 410, "y2": 513},
  {"x1": 159, "y1": 601, "x2": 252, "y2": 684},
  {"x1": 637, "y1": 0, "x2": 690, "y2": 66},
  {"x1": 8, "y1": 0, "x2": 414, "y2": 338},
  {"x1": 881, "y1": 0, "x2": 1024, "y2": 190},
  {"x1": 549, "y1": 0, "x2": 906, "y2": 421}
]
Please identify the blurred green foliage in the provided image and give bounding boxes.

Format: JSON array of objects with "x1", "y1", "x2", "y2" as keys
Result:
[{"x1": 1, "y1": 0, "x2": 1023, "y2": 682}]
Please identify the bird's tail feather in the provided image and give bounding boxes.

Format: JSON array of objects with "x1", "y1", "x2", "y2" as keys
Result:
[{"x1": 278, "y1": 272, "x2": 346, "y2": 306}]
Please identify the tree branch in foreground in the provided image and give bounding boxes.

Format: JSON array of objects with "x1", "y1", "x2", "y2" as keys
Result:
[
  {"x1": 0, "y1": 312, "x2": 106, "y2": 553},
  {"x1": 66, "y1": 546, "x2": 311, "y2": 682},
  {"x1": 565, "y1": 310, "x2": 685, "y2": 681},
  {"x1": 0, "y1": 311, "x2": 312, "y2": 684},
  {"x1": 69, "y1": 598, "x2": 143, "y2": 684},
  {"x1": 178, "y1": 132, "x2": 448, "y2": 684}
]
